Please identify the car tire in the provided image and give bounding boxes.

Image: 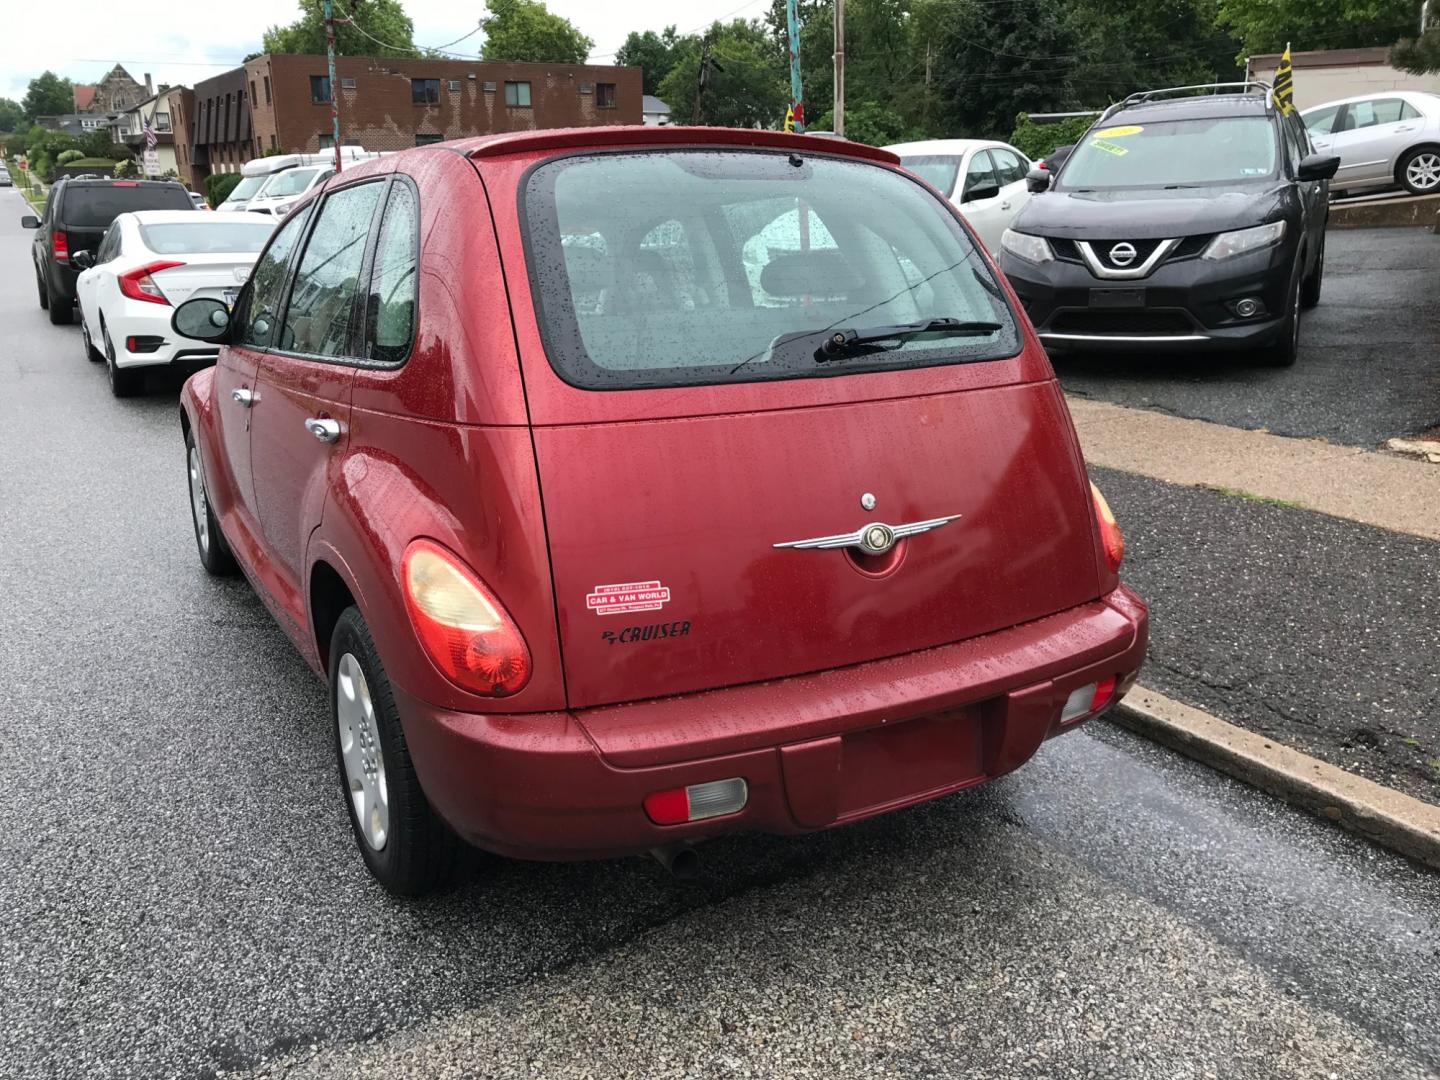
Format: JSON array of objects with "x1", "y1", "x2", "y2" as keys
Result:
[
  {"x1": 185, "y1": 428, "x2": 237, "y2": 576},
  {"x1": 1257, "y1": 262, "x2": 1303, "y2": 368},
  {"x1": 1397, "y1": 147, "x2": 1440, "y2": 197},
  {"x1": 330, "y1": 606, "x2": 463, "y2": 896},
  {"x1": 103, "y1": 325, "x2": 142, "y2": 398},
  {"x1": 48, "y1": 291, "x2": 72, "y2": 325},
  {"x1": 80, "y1": 308, "x2": 105, "y2": 362},
  {"x1": 36, "y1": 269, "x2": 49, "y2": 311},
  {"x1": 1300, "y1": 235, "x2": 1324, "y2": 310}
]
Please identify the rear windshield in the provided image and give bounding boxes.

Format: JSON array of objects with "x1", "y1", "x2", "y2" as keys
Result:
[
  {"x1": 224, "y1": 175, "x2": 268, "y2": 202},
  {"x1": 60, "y1": 184, "x2": 193, "y2": 227},
  {"x1": 1060, "y1": 116, "x2": 1279, "y2": 189},
  {"x1": 139, "y1": 221, "x2": 275, "y2": 254},
  {"x1": 259, "y1": 168, "x2": 321, "y2": 197},
  {"x1": 522, "y1": 150, "x2": 1020, "y2": 390},
  {"x1": 898, "y1": 155, "x2": 961, "y2": 195}
]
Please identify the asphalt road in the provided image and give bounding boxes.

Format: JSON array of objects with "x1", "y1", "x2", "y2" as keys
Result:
[
  {"x1": 1, "y1": 188, "x2": 1437, "y2": 1080},
  {"x1": 1056, "y1": 227, "x2": 1440, "y2": 447}
]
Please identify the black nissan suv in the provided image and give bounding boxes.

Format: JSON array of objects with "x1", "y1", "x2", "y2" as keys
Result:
[
  {"x1": 998, "y1": 84, "x2": 1340, "y2": 366},
  {"x1": 22, "y1": 177, "x2": 195, "y2": 325}
]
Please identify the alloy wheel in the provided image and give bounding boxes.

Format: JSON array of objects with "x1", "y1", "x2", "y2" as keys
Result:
[
  {"x1": 187, "y1": 444, "x2": 210, "y2": 556},
  {"x1": 1407, "y1": 152, "x2": 1440, "y2": 192},
  {"x1": 336, "y1": 653, "x2": 389, "y2": 851}
]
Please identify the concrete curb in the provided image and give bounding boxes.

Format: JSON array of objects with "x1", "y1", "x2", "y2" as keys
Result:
[
  {"x1": 1110, "y1": 686, "x2": 1440, "y2": 871},
  {"x1": 1327, "y1": 192, "x2": 1440, "y2": 230}
]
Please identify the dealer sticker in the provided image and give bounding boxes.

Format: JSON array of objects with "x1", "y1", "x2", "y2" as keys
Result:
[{"x1": 586, "y1": 581, "x2": 672, "y2": 616}]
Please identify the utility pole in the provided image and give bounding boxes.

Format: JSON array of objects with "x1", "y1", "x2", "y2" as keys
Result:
[
  {"x1": 693, "y1": 34, "x2": 722, "y2": 124},
  {"x1": 323, "y1": 0, "x2": 343, "y2": 173},
  {"x1": 785, "y1": 0, "x2": 805, "y2": 133},
  {"x1": 833, "y1": 0, "x2": 845, "y2": 137}
]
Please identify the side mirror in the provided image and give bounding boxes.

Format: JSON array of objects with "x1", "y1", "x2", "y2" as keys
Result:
[
  {"x1": 20, "y1": 214, "x2": 39, "y2": 229},
  {"x1": 71, "y1": 249, "x2": 95, "y2": 271},
  {"x1": 1297, "y1": 154, "x2": 1341, "y2": 182},
  {"x1": 1025, "y1": 168, "x2": 1051, "y2": 194},
  {"x1": 172, "y1": 296, "x2": 232, "y2": 343},
  {"x1": 962, "y1": 182, "x2": 1001, "y2": 204}
]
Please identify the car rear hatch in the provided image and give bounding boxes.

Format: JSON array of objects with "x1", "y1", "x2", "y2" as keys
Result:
[
  {"x1": 148, "y1": 254, "x2": 256, "y2": 306},
  {"x1": 60, "y1": 182, "x2": 194, "y2": 259},
  {"x1": 489, "y1": 141, "x2": 1104, "y2": 711}
]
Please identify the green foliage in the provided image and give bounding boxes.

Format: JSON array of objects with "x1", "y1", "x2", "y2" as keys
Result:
[
  {"x1": 1008, "y1": 112, "x2": 1097, "y2": 160},
  {"x1": 657, "y1": 20, "x2": 789, "y2": 129},
  {"x1": 79, "y1": 130, "x2": 124, "y2": 160},
  {"x1": 263, "y1": 0, "x2": 417, "y2": 57},
  {"x1": 3, "y1": 131, "x2": 26, "y2": 157},
  {"x1": 23, "y1": 71, "x2": 73, "y2": 121},
  {"x1": 113, "y1": 158, "x2": 137, "y2": 178},
  {"x1": 812, "y1": 100, "x2": 911, "y2": 144},
  {"x1": 0, "y1": 98, "x2": 24, "y2": 133},
  {"x1": 205, "y1": 172, "x2": 244, "y2": 207},
  {"x1": 1391, "y1": 28, "x2": 1440, "y2": 75},
  {"x1": 480, "y1": 0, "x2": 593, "y2": 64},
  {"x1": 616, "y1": 26, "x2": 681, "y2": 96},
  {"x1": 55, "y1": 149, "x2": 83, "y2": 165},
  {"x1": 1216, "y1": 0, "x2": 1419, "y2": 57}
]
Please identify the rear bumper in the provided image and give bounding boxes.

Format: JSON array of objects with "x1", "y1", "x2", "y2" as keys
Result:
[
  {"x1": 107, "y1": 303, "x2": 219, "y2": 369},
  {"x1": 398, "y1": 587, "x2": 1149, "y2": 860}
]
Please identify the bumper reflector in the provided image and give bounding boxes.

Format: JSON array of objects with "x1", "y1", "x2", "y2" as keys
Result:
[
  {"x1": 644, "y1": 778, "x2": 748, "y2": 825},
  {"x1": 1061, "y1": 676, "x2": 1118, "y2": 723}
]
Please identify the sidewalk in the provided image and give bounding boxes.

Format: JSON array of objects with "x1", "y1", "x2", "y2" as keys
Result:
[{"x1": 1070, "y1": 398, "x2": 1440, "y2": 805}]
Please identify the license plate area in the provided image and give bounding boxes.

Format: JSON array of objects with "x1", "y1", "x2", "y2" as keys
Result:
[
  {"x1": 222, "y1": 288, "x2": 238, "y2": 307},
  {"x1": 836, "y1": 707, "x2": 983, "y2": 818},
  {"x1": 1089, "y1": 288, "x2": 1146, "y2": 308}
]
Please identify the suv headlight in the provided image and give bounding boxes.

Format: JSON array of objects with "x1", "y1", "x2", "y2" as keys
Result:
[
  {"x1": 1000, "y1": 229, "x2": 1053, "y2": 265},
  {"x1": 1202, "y1": 221, "x2": 1286, "y2": 261}
]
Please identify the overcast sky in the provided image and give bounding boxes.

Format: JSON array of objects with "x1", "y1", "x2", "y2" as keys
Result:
[{"x1": 3, "y1": 0, "x2": 771, "y2": 104}]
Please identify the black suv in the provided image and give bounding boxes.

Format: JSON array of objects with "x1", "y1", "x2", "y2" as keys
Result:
[
  {"x1": 999, "y1": 84, "x2": 1340, "y2": 366},
  {"x1": 22, "y1": 177, "x2": 195, "y2": 325}
]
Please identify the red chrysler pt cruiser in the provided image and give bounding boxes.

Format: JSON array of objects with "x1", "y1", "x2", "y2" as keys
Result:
[{"x1": 171, "y1": 127, "x2": 1147, "y2": 894}]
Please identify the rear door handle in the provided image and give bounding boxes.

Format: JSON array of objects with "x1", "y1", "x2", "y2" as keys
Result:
[
  {"x1": 305, "y1": 417, "x2": 342, "y2": 444},
  {"x1": 231, "y1": 387, "x2": 253, "y2": 407},
  {"x1": 1000, "y1": 200, "x2": 1012, "y2": 210}
]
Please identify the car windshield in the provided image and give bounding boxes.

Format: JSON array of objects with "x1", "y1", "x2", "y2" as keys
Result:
[
  {"x1": 899, "y1": 155, "x2": 962, "y2": 195},
  {"x1": 1060, "y1": 116, "x2": 1279, "y2": 189},
  {"x1": 224, "y1": 175, "x2": 268, "y2": 202},
  {"x1": 258, "y1": 168, "x2": 320, "y2": 198},
  {"x1": 139, "y1": 221, "x2": 275, "y2": 254},
  {"x1": 522, "y1": 150, "x2": 1019, "y2": 390},
  {"x1": 60, "y1": 184, "x2": 194, "y2": 227}
]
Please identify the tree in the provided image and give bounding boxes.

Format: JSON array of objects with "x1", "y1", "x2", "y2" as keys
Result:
[
  {"x1": 23, "y1": 71, "x2": 73, "y2": 121},
  {"x1": 263, "y1": 0, "x2": 417, "y2": 57},
  {"x1": 480, "y1": 0, "x2": 593, "y2": 64},
  {"x1": 1065, "y1": 0, "x2": 1241, "y2": 108},
  {"x1": 657, "y1": 21, "x2": 789, "y2": 129},
  {"x1": 1216, "y1": 0, "x2": 1419, "y2": 58},
  {"x1": 616, "y1": 26, "x2": 681, "y2": 95},
  {"x1": 0, "y1": 98, "x2": 24, "y2": 133},
  {"x1": 1391, "y1": 28, "x2": 1440, "y2": 74}
]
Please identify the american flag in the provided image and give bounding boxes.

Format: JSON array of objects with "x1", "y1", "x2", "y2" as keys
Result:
[{"x1": 143, "y1": 116, "x2": 158, "y2": 149}]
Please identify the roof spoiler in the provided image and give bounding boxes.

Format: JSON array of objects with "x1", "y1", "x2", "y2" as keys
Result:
[{"x1": 1097, "y1": 81, "x2": 1275, "y2": 123}]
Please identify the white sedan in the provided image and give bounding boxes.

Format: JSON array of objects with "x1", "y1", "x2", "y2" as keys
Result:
[
  {"x1": 73, "y1": 211, "x2": 275, "y2": 397},
  {"x1": 885, "y1": 139, "x2": 1036, "y2": 253},
  {"x1": 1302, "y1": 91, "x2": 1440, "y2": 197}
]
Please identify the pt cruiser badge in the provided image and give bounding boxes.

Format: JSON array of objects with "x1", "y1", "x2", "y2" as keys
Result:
[{"x1": 774, "y1": 514, "x2": 963, "y2": 556}]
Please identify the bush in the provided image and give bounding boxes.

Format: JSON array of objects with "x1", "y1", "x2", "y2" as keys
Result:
[
  {"x1": 112, "y1": 158, "x2": 137, "y2": 178},
  {"x1": 55, "y1": 148, "x2": 83, "y2": 165},
  {"x1": 1008, "y1": 112, "x2": 1098, "y2": 162},
  {"x1": 204, "y1": 172, "x2": 244, "y2": 207}
]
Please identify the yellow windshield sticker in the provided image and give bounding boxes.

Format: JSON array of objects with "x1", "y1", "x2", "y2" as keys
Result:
[
  {"x1": 1094, "y1": 125, "x2": 1143, "y2": 138},
  {"x1": 1090, "y1": 139, "x2": 1129, "y2": 157}
]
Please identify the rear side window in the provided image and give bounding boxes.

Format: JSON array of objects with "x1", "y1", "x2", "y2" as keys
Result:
[
  {"x1": 278, "y1": 181, "x2": 383, "y2": 357},
  {"x1": 59, "y1": 183, "x2": 193, "y2": 227},
  {"x1": 522, "y1": 151, "x2": 1019, "y2": 390},
  {"x1": 365, "y1": 181, "x2": 419, "y2": 364}
]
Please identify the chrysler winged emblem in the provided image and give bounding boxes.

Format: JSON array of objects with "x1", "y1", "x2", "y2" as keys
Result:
[{"x1": 774, "y1": 514, "x2": 962, "y2": 556}]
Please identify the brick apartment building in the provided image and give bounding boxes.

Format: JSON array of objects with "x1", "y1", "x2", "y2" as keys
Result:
[
  {"x1": 188, "y1": 66, "x2": 255, "y2": 183},
  {"x1": 243, "y1": 53, "x2": 642, "y2": 157}
]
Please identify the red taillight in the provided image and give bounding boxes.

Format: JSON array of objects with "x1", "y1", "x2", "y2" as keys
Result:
[
  {"x1": 401, "y1": 539, "x2": 531, "y2": 697},
  {"x1": 118, "y1": 260, "x2": 185, "y2": 306},
  {"x1": 51, "y1": 230, "x2": 68, "y2": 262},
  {"x1": 643, "y1": 779, "x2": 749, "y2": 825},
  {"x1": 112, "y1": 180, "x2": 139, "y2": 187},
  {"x1": 1091, "y1": 675, "x2": 1116, "y2": 711},
  {"x1": 1090, "y1": 481, "x2": 1125, "y2": 572}
]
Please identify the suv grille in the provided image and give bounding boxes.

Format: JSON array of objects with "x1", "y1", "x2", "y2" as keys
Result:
[{"x1": 1050, "y1": 310, "x2": 1196, "y2": 336}]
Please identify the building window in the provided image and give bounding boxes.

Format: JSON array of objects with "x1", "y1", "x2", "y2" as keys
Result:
[
  {"x1": 596, "y1": 83, "x2": 616, "y2": 109},
  {"x1": 311, "y1": 76, "x2": 332, "y2": 104},
  {"x1": 415, "y1": 133, "x2": 443, "y2": 145},
  {"x1": 411, "y1": 78, "x2": 440, "y2": 104},
  {"x1": 504, "y1": 81, "x2": 531, "y2": 107},
  {"x1": 264, "y1": 76, "x2": 272, "y2": 104},
  {"x1": 447, "y1": 80, "x2": 461, "y2": 92},
  {"x1": 270, "y1": 134, "x2": 278, "y2": 150},
  {"x1": 319, "y1": 133, "x2": 335, "y2": 150},
  {"x1": 154, "y1": 112, "x2": 171, "y2": 132},
  {"x1": 341, "y1": 77, "x2": 357, "y2": 89},
  {"x1": 251, "y1": 80, "x2": 258, "y2": 106}
]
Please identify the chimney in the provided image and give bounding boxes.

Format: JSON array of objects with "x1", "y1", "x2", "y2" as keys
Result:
[{"x1": 145, "y1": 73, "x2": 154, "y2": 95}]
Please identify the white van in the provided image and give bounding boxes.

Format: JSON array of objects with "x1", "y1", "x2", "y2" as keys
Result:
[{"x1": 216, "y1": 147, "x2": 378, "y2": 214}]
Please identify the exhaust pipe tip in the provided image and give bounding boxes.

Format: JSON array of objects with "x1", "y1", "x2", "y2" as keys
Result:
[{"x1": 650, "y1": 843, "x2": 701, "y2": 880}]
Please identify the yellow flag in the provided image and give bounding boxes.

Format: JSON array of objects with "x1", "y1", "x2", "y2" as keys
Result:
[
  {"x1": 1273, "y1": 45, "x2": 1294, "y2": 116},
  {"x1": 784, "y1": 105, "x2": 796, "y2": 132}
]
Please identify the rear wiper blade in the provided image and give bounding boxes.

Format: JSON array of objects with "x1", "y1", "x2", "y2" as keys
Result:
[{"x1": 814, "y1": 317, "x2": 1003, "y2": 361}]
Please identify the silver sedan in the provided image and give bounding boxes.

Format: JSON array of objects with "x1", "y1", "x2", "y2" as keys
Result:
[{"x1": 1302, "y1": 90, "x2": 1440, "y2": 197}]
